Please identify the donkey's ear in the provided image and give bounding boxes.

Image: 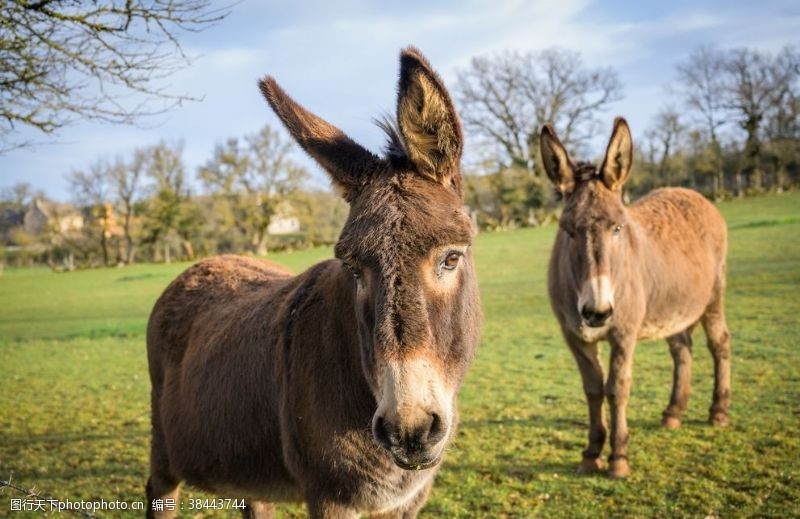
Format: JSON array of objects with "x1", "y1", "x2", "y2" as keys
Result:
[
  {"x1": 540, "y1": 124, "x2": 575, "y2": 196},
  {"x1": 600, "y1": 117, "x2": 633, "y2": 192},
  {"x1": 259, "y1": 77, "x2": 380, "y2": 201},
  {"x1": 396, "y1": 47, "x2": 464, "y2": 194}
]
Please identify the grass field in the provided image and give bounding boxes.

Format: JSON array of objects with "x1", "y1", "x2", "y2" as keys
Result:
[{"x1": 1, "y1": 192, "x2": 799, "y2": 517}]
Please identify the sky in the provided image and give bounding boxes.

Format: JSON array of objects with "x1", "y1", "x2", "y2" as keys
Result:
[{"x1": 1, "y1": 0, "x2": 798, "y2": 201}]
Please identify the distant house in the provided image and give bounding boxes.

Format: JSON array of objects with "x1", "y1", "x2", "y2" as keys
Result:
[
  {"x1": 266, "y1": 200, "x2": 301, "y2": 235},
  {"x1": 267, "y1": 215, "x2": 300, "y2": 235},
  {"x1": 24, "y1": 199, "x2": 84, "y2": 236},
  {"x1": 97, "y1": 202, "x2": 124, "y2": 239}
]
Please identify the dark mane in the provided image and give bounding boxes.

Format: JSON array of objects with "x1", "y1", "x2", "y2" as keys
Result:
[
  {"x1": 375, "y1": 116, "x2": 408, "y2": 162},
  {"x1": 554, "y1": 161, "x2": 599, "y2": 200},
  {"x1": 574, "y1": 161, "x2": 599, "y2": 182}
]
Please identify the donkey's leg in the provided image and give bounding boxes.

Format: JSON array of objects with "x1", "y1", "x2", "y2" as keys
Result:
[
  {"x1": 565, "y1": 336, "x2": 607, "y2": 474},
  {"x1": 701, "y1": 275, "x2": 732, "y2": 427},
  {"x1": 606, "y1": 335, "x2": 636, "y2": 479},
  {"x1": 146, "y1": 403, "x2": 181, "y2": 519},
  {"x1": 241, "y1": 500, "x2": 276, "y2": 519},
  {"x1": 661, "y1": 326, "x2": 694, "y2": 429},
  {"x1": 145, "y1": 473, "x2": 179, "y2": 519}
]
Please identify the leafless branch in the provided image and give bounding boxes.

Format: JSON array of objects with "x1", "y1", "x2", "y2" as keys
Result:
[
  {"x1": 456, "y1": 48, "x2": 623, "y2": 175},
  {"x1": 0, "y1": 0, "x2": 232, "y2": 151}
]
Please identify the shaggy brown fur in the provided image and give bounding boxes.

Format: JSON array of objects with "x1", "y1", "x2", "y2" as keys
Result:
[
  {"x1": 543, "y1": 118, "x2": 731, "y2": 479},
  {"x1": 145, "y1": 47, "x2": 481, "y2": 518}
]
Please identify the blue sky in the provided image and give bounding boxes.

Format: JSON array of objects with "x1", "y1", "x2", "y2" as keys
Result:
[{"x1": 2, "y1": 0, "x2": 798, "y2": 200}]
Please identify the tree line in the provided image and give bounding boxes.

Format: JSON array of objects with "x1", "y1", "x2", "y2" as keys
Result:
[
  {"x1": 2, "y1": 42, "x2": 799, "y2": 268},
  {"x1": 0, "y1": 127, "x2": 348, "y2": 269},
  {"x1": 458, "y1": 45, "x2": 800, "y2": 229}
]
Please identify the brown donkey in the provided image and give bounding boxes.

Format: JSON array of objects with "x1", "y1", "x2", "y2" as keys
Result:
[
  {"x1": 542, "y1": 118, "x2": 731, "y2": 479},
  {"x1": 145, "y1": 47, "x2": 481, "y2": 518}
]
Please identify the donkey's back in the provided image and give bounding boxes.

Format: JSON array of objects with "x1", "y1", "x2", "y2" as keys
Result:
[
  {"x1": 630, "y1": 186, "x2": 727, "y2": 266},
  {"x1": 146, "y1": 255, "x2": 300, "y2": 501},
  {"x1": 147, "y1": 254, "x2": 291, "y2": 369},
  {"x1": 629, "y1": 187, "x2": 727, "y2": 340}
]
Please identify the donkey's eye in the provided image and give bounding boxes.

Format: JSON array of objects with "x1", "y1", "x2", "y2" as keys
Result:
[
  {"x1": 442, "y1": 252, "x2": 461, "y2": 270},
  {"x1": 613, "y1": 224, "x2": 624, "y2": 235}
]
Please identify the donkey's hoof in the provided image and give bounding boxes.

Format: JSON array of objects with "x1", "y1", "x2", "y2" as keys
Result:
[
  {"x1": 661, "y1": 415, "x2": 681, "y2": 429},
  {"x1": 709, "y1": 412, "x2": 730, "y2": 427},
  {"x1": 608, "y1": 458, "x2": 630, "y2": 479},
  {"x1": 577, "y1": 457, "x2": 605, "y2": 474}
]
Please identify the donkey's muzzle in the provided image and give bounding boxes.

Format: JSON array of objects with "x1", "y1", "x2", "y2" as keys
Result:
[
  {"x1": 373, "y1": 412, "x2": 447, "y2": 470},
  {"x1": 581, "y1": 305, "x2": 613, "y2": 327}
]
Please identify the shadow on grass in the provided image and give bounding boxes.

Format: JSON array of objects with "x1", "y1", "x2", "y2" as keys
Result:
[
  {"x1": 5, "y1": 463, "x2": 148, "y2": 483},
  {"x1": 0, "y1": 429, "x2": 149, "y2": 448},
  {"x1": 460, "y1": 416, "x2": 586, "y2": 429},
  {"x1": 443, "y1": 457, "x2": 592, "y2": 483},
  {"x1": 728, "y1": 216, "x2": 800, "y2": 229}
]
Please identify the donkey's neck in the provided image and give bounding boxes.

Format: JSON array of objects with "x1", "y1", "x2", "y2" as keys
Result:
[
  {"x1": 620, "y1": 206, "x2": 688, "y2": 313},
  {"x1": 281, "y1": 259, "x2": 377, "y2": 420}
]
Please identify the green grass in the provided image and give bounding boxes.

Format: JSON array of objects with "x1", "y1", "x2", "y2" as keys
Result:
[
  {"x1": 0, "y1": 247, "x2": 335, "y2": 342},
  {"x1": 2, "y1": 192, "x2": 800, "y2": 517}
]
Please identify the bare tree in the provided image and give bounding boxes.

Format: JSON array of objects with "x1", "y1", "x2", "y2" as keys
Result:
[
  {"x1": 109, "y1": 153, "x2": 145, "y2": 264},
  {"x1": 67, "y1": 160, "x2": 114, "y2": 266},
  {"x1": 199, "y1": 125, "x2": 308, "y2": 255},
  {"x1": 197, "y1": 137, "x2": 250, "y2": 244},
  {"x1": 0, "y1": 0, "x2": 230, "y2": 151},
  {"x1": 675, "y1": 45, "x2": 727, "y2": 196},
  {"x1": 723, "y1": 47, "x2": 776, "y2": 191},
  {"x1": 456, "y1": 48, "x2": 623, "y2": 175},
  {"x1": 142, "y1": 141, "x2": 192, "y2": 262},
  {"x1": 646, "y1": 108, "x2": 686, "y2": 186},
  {"x1": 0, "y1": 182, "x2": 44, "y2": 207},
  {"x1": 763, "y1": 46, "x2": 800, "y2": 190}
]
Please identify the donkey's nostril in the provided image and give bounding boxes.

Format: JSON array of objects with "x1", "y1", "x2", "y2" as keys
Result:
[
  {"x1": 374, "y1": 411, "x2": 449, "y2": 470},
  {"x1": 374, "y1": 412, "x2": 447, "y2": 454},
  {"x1": 373, "y1": 416, "x2": 392, "y2": 448},
  {"x1": 581, "y1": 306, "x2": 613, "y2": 327},
  {"x1": 427, "y1": 412, "x2": 446, "y2": 445},
  {"x1": 406, "y1": 412, "x2": 447, "y2": 454},
  {"x1": 599, "y1": 307, "x2": 613, "y2": 321}
]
